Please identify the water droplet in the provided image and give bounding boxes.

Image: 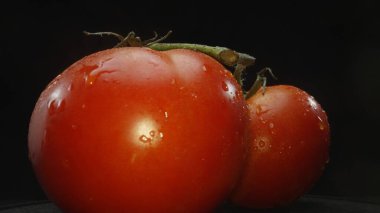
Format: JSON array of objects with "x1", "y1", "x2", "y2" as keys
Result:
[
  {"x1": 47, "y1": 87, "x2": 66, "y2": 114},
  {"x1": 259, "y1": 117, "x2": 267, "y2": 124},
  {"x1": 83, "y1": 59, "x2": 115, "y2": 86},
  {"x1": 85, "y1": 75, "x2": 94, "y2": 85},
  {"x1": 171, "y1": 79, "x2": 176, "y2": 85},
  {"x1": 191, "y1": 93, "x2": 198, "y2": 99},
  {"x1": 139, "y1": 135, "x2": 152, "y2": 144},
  {"x1": 47, "y1": 99, "x2": 65, "y2": 115},
  {"x1": 164, "y1": 111, "x2": 169, "y2": 119},
  {"x1": 319, "y1": 123, "x2": 325, "y2": 130},
  {"x1": 269, "y1": 122, "x2": 274, "y2": 128},
  {"x1": 82, "y1": 65, "x2": 98, "y2": 83},
  {"x1": 81, "y1": 104, "x2": 86, "y2": 109},
  {"x1": 47, "y1": 99, "x2": 55, "y2": 109},
  {"x1": 254, "y1": 137, "x2": 271, "y2": 152},
  {"x1": 133, "y1": 117, "x2": 163, "y2": 147},
  {"x1": 221, "y1": 81, "x2": 229, "y2": 91},
  {"x1": 202, "y1": 65, "x2": 207, "y2": 72},
  {"x1": 317, "y1": 116, "x2": 325, "y2": 130},
  {"x1": 258, "y1": 140, "x2": 266, "y2": 148},
  {"x1": 85, "y1": 70, "x2": 115, "y2": 86},
  {"x1": 67, "y1": 83, "x2": 74, "y2": 91},
  {"x1": 288, "y1": 145, "x2": 292, "y2": 149},
  {"x1": 256, "y1": 105, "x2": 262, "y2": 115},
  {"x1": 159, "y1": 132, "x2": 164, "y2": 138}
]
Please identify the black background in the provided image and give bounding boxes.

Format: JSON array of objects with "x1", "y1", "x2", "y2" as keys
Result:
[{"x1": 1, "y1": 0, "x2": 380, "y2": 205}]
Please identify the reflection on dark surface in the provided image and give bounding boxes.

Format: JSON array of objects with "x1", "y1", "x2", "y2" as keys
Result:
[
  {"x1": 1, "y1": 196, "x2": 380, "y2": 213},
  {"x1": 219, "y1": 195, "x2": 380, "y2": 213}
]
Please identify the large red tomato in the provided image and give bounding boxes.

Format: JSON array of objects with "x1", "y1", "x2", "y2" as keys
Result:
[
  {"x1": 231, "y1": 85, "x2": 330, "y2": 208},
  {"x1": 28, "y1": 47, "x2": 250, "y2": 212}
]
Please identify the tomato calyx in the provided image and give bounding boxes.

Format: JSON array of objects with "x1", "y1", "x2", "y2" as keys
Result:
[
  {"x1": 245, "y1": 67, "x2": 277, "y2": 99},
  {"x1": 83, "y1": 30, "x2": 275, "y2": 99},
  {"x1": 84, "y1": 31, "x2": 255, "y2": 76},
  {"x1": 83, "y1": 30, "x2": 172, "y2": 47}
]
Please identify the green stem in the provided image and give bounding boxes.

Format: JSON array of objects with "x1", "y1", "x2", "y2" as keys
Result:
[
  {"x1": 149, "y1": 43, "x2": 244, "y2": 67},
  {"x1": 83, "y1": 30, "x2": 257, "y2": 88},
  {"x1": 245, "y1": 67, "x2": 276, "y2": 99},
  {"x1": 148, "y1": 43, "x2": 256, "y2": 88},
  {"x1": 234, "y1": 52, "x2": 257, "y2": 86}
]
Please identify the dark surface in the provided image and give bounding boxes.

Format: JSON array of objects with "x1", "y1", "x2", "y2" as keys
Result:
[
  {"x1": 1, "y1": 196, "x2": 380, "y2": 213},
  {"x1": 1, "y1": 0, "x2": 380, "y2": 203}
]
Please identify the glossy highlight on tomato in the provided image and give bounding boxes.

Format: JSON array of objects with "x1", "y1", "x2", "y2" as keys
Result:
[
  {"x1": 231, "y1": 85, "x2": 330, "y2": 209},
  {"x1": 28, "y1": 47, "x2": 250, "y2": 212}
]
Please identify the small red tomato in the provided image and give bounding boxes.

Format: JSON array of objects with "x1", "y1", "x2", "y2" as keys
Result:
[
  {"x1": 231, "y1": 85, "x2": 330, "y2": 208},
  {"x1": 28, "y1": 47, "x2": 250, "y2": 212}
]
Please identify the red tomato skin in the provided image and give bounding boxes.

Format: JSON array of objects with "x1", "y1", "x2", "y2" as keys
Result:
[
  {"x1": 231, "y1": 85, "x2": 330, "y2": 209},
  {"x1": 28, "y1": 48, "x2": 250, "y2": 213}
]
